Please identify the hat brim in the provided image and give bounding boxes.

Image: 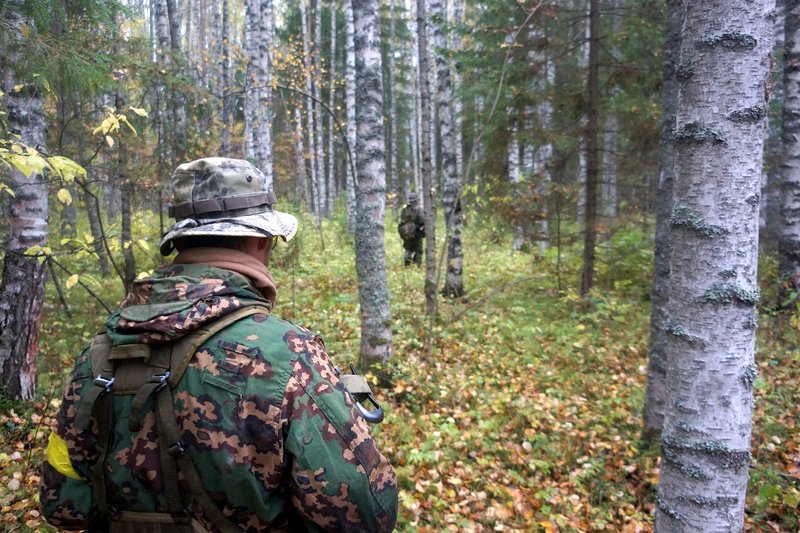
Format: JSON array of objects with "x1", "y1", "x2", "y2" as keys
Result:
[{"x1": 159, "y1": 210, "x2": 298, "y2": 255}]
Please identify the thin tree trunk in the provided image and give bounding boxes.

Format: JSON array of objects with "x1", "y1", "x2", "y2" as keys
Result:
[
  {"x1": 430, "y1": 0, "x2": 464, "y2": 298},
  {"x1": 642, "y1": 0, "x2": 681, "y2": 444},
  {"x1": 244, "y1": 0, "x2": 274, "y2": 186},
  {"x1": 328, "y1": 0, "x2": 338, "y2": 212},
  {"x1": 655, "y1": 0, "x2": 773, "y2": 529},
  {"x1": 417, "y1": 0, "x2": 437, "y2": 315},
  {"x1": 345, "y1": 0, "x2": 357, "y2": 231},
  {"x1": 0, "y1": 1, "x2": 49, "y2": 400},
  {"x1": 220, "y1": 0, "x2": 232, "y2": 155},
  {"x1": 580, "y1": 0, "x2": 600, "y2": 297},
  {"x1": 301, "y1": 0, "x2": 321, "y2": 222},
  {"x1": 387, "y1": 0, "x2": 398, "y2": 216},
  {"x1": 780, "y1": 0, "x2": 800, "y2": 298},
  {"x1": 314, "y1": 0, "x2": 328, "y2": 216},
  {"x1": 352, "y1": 0, "x2": 393, "y2": 371}
]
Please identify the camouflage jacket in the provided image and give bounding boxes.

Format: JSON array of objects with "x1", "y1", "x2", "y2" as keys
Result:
[{"x1": 41, "y1": 263, "x2": 398, "y2": 532}]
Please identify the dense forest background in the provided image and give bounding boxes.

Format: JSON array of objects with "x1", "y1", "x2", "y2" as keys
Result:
[{"x1": 0, "y1": 0, "x2": 798, "y2": 531}]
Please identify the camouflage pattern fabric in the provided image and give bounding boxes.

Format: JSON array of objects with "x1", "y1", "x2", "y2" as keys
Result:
[
  {"x1": 399, "y1": 203, "x2": 424, "y2": 266},
  {"x1": 41, "y1": 263, "x2": 398, "y2": 532}
]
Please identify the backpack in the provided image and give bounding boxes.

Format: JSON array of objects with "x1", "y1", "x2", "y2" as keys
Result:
[
  {"x1": 397, "y1": 219, "x2": 417, "y2": 240},
  {"x1": 75, "y1": 304, "x2": 271, "y2": 533}
]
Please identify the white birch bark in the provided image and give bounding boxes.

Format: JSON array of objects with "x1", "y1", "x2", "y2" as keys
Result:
[
  {"x1": 314, "y1": 0, "x2": 328, "y2": 216},
  {"x1": 430, "y1": 0, "x2": 463, "y2": 296},
  {"x1": 600, "y1": 0, "x2": 622, "y2": 227},
  {"x1": 0, "y1": 0, "x2": 49, "y2": 400},
  {"x1": 328, "y1": 0, "x2": 338, "y2": 212},
  {"x1": 220, "y1": 0, "x2": 233, "y2": 155},
  {"x1": 301, "y1": 0, "x2": 321, "y2": 221},
  {"x1": 576, "y1": 0, "x2": 590, "y2": 226},
  {"x1": 352, "y1": 0, "x2": 393, "y2": 368},
  {"x1": 655, "y1": 0, "x2": 773, "y2": 529},
  {"x1": 387, "y1": 0, "x2": 399, "y2": 212},
  {"x1": 244, "y1": 0, "x2": 274, "y2": 187},
  {"x1": 417, "y1": 0, "x2": 437, "y2": 314},
  {"x1": 345, "y1": 0, "x2": 358, "y2": 231},
  {"x1": 780, "y1": 0, "x2": 800, "y2": 294}
]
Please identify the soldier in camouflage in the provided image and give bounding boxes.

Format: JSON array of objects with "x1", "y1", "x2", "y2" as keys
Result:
[
  {"x1": 41, "y1": 157, "x2": 398, "y2": 532},
  {"x1": 397, "y1": 193, "x2": 424, "y2": 267}
]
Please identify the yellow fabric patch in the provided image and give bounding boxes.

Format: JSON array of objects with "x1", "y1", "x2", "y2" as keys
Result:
[{"x1": 45, "y1": 432, "x2": 82, "y2": 480}]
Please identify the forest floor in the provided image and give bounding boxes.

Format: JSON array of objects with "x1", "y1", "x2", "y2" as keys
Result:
[{"x1": 0, "y1": 214, "x2": 798, "y2": 532}]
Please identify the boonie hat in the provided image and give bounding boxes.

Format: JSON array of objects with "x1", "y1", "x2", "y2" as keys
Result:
[{"x1": 160, "y1": 157, "x2": 298, "y2": 255}]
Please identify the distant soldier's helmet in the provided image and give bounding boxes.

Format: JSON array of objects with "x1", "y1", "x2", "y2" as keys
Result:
[{"x1": 159, "y1": 157, "x2": 298, "y2": 255}]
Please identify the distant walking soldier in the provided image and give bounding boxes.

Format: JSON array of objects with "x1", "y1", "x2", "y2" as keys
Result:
[
  {"x1": 41, "y1": 157, "x2": 398, "y2": 532},
  {"x1": 398, "y1": 192, "x2": 425, "y2": 267}
]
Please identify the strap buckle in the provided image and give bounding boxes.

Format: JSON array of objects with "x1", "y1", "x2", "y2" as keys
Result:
[
  {"x1": 151, "y1": 371, "x2": 171, "y2": 390},
  {"x1": 93, "y1": 375, "x2": 115, "y2": 392},
  {"x1": 168, "y1": 441, "x2": 185, "y2": 459}
]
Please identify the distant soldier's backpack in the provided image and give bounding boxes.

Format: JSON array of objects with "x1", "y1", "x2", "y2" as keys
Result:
[{"x1": 397, "y1": 219, "x2": 417, "y2": 240}]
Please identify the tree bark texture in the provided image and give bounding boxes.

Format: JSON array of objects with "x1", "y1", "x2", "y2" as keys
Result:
[
  {"x1": 655, "y1": 0, "x2": 773, "y2": 529},
  {"x1": 643, "y1": 0, "x2": 682, "y2": 443},
  {"x1": 328, "y1": 0, "x2": 338, "y2": 213},
  {"x1": 430, "y1": 0, "x2": 464, "y2": 298},
  {"x1": 345, "y1": 0, "x2": 358, "y2": 232},
  {"x1": 0, "y1": 1, "x2": 49, "y2": 400},
  {"x1": 351, "y1": 0, "x2": 393, "y2": 369},
  {"x1": 301, "y1": 0, "x2": 321, "y2": 222},
  {"x1": 314, "y1": 0, "x2": 328, "y2": 216},
  {"x1": 780, "y1": 0, "x2": 800, "y2": 297},
  {"x1": 416, "y1": 0, "x2": 437, "y2": 316},
  {"x1": 244, "y1": 0, "x2": 274, "y2": 187},
  {"x1": 580, "y1": 0, "x2": 600, "y2": 297}
]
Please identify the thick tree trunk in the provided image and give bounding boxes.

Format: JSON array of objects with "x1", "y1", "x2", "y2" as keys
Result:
[
  {"x1": 655, "y1": 0, "x2": 773, "y2": 529},
  {"x1": 642, "y1": 0, "x2": 681, "y2": 444},
  {"x1": 416, "y1": 0, "x2": 437, "y2": 315},
  {"x1": 780, "y1": 0, "x2": 800, "y2": 297},
  {"x1": 352, "y1": 0, "x2": 393, "y2": 370},
  {"x1": 0, "y1": 2, "x2": 49, "y2": 400},
  {"x1": 580, "y1": 0, "x2": 600, "y2": 297}
]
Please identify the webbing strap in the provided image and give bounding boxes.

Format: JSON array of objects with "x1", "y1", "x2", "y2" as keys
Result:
[
  {"x1": 156, "y1": 386, "x2": 240, "y2": 533},
  {"x1": 129, "y1": 344, "x2": 172, "y2": 433},
  {"x1": 155, "y1": 385, "x2": 184, "y2": 516},
  {"x1": 91, "y1": 391, "x2": 113, "y2": 516}
]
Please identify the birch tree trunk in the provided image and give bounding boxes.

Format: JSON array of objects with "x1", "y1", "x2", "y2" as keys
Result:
[
  {"x1": 430, "y1": 0, "x2": 463, "y2": 297},
  {"x1": 352, "y1": 0, "x2": 393, "y2": 370},
  {"x1": 780, "y1": 0, "x2": 800, "y2": 297},
  {"x1": 576, "y1": 0, "x2": 590, "y2": 226},
  {"x1": 655, "y1": 0, "x2": 773, "y2": 528},
  {"x1": 387, "y1": 0, "x2": 399, "y2": 215},
  {"x1": 314, "y1": 0, "x2": 328, "y2": 216},
  {"x1": 642, "y1": 0, "x2": 682, "y2": 443},
  {"x1": 580, "y1": 0, "x2": 600, "y2": 297},
  {"x1": 220, "y1": 0, "x2": 233, "y2": 155},
  {"x1": 244, "y1": 0, "x2": 274, "y2": 187},
  {"x1": 328, "y1": 0, "x2": 338, "y2": 212},
  {"x1": 301, "y1": 0, "x2": 321, "y2": 221},
  {"x1": 417, "y1": 0, "x2": 437, "y2": 315},
  {"x1": 600, "y1": 0, "x2": 622, "y2": 229},
  {"x1": 345, "y1": 0, "x2": 358, "y2": 231},
  {"x1": 0, "y1": 0, "x2": 48, "y2": 400}
]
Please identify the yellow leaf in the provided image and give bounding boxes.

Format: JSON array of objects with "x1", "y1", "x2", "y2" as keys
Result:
[
  {"x1": 20, "y1": 24, "x2": 30, "y2": 37},
  {"x1": 128, "y1": 106, "x2": 148, "y2": 117},
  {"x1": 137, "y1": 239, "x2": 150, "y2": 252},
  {"x1": 65, "y1": 274, "x2": 79, "y2": 290},
  {"x1": 57, "y1": 188, "x2": 72, "y2": 205},
  {"x1": 105, "y1": 135, "x2": 114, "y2": 148}
]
